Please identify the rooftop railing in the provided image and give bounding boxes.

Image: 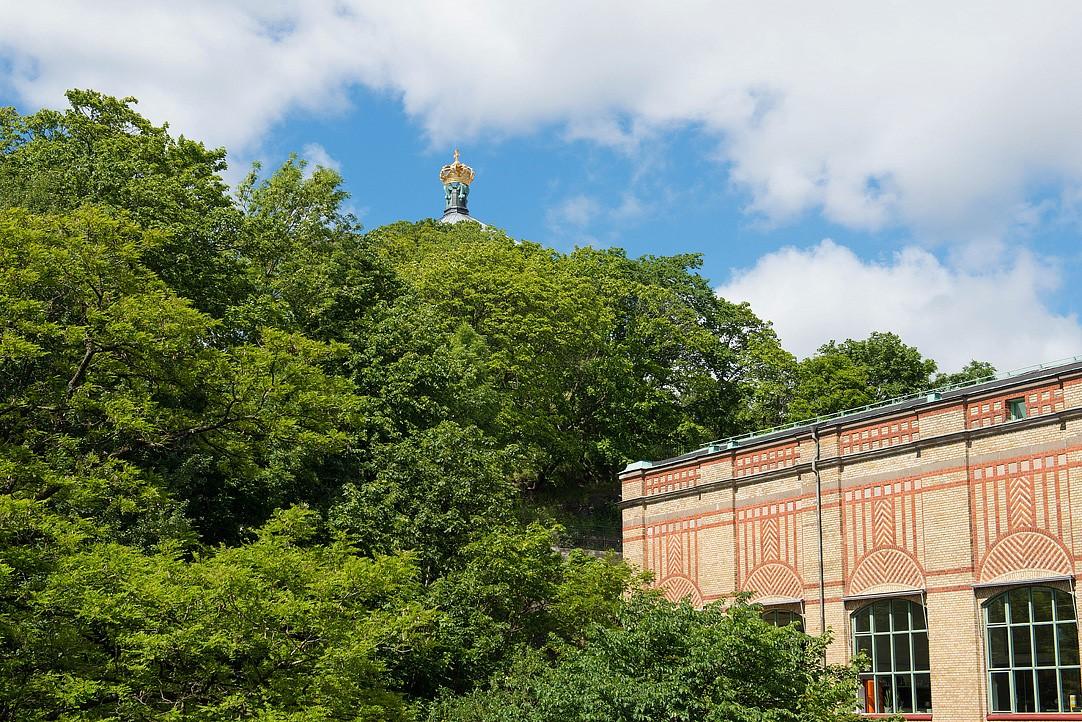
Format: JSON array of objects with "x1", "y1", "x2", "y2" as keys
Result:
[{"x1": 693, "y1": 353, "x2": 1082, "y2": 454}]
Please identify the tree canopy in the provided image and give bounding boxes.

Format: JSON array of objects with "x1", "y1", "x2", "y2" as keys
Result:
[
  {"x1": 787, "y1": 332, "x2": 994, "y2": 421},
  {"x1": 429, "y1": 595, "x2": 860, "y2": 722}
]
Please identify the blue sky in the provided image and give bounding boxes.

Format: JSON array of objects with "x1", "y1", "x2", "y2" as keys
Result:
[
  {"x1": 3, "y1": 2, "x2": 1082, "y2": 372},
  {"x1": 275, "y1": 86, "x2": 912, "y2": 290}
]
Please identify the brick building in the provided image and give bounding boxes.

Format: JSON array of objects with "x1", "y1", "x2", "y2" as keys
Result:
[{"x1": 620, "y1": 358, "x2": 1082, "y2": 720}]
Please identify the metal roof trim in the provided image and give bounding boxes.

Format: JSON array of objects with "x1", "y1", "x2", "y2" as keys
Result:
[
  {"x1": 842, "y1": 588, "x2": 925, "y2": 603},
  {"x1": 972, "y1": 574, "x2": 1074, "y2": 590}
]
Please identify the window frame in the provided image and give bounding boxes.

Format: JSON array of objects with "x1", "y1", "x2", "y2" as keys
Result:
[
  {"x1": 851, "y1": 597, "x2": 932, "y2": 715},
  {"x1": 983, "y1": 585, "x2": 1081, "y2": 714},
  {"x1": 761, "y1": 607, "x2": 804, "y2": 631},
  {"x1": 1006, "y1": 396, "x2": 1028, "y2": 421}
]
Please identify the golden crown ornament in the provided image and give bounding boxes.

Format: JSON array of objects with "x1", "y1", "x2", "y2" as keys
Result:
[{"x1": 439, "y1": 149, "x2": 475, "y2": 185}]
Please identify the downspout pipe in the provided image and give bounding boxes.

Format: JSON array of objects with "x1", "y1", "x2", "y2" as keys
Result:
[{"x1": 812, "y1": 426, "x2": 826, "y2": 639}]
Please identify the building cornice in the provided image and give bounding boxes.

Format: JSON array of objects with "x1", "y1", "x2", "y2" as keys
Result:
[
  {"x1": 620, "y1": 361, "x2": 1082, "y2": 480},
  {"x1": 618, "y1": 405, "x2": 1082, "y2": 509}
]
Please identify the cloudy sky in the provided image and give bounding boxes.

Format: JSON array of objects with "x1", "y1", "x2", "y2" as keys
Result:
[{"x1": 3, "y1": 1, "x2": 1082, "y2": 371}]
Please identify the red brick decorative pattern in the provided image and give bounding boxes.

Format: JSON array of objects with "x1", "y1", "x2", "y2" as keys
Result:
[
  {"x1": 840, "y1": 416, "x2": 919, "y2": 455},
  {"x1": 849, "y1": 548, "x2": 925, "y2": 595},
  {"x1": 980, "y1": 531, "x2": 1070, "y2": 582},
  {"x1": 842, "y1": 478, "x2": 926, "y2": 595},
  {"x1": 971, "y1": 450, "x2": 1073, "y2": 583},
  {"x1": 644, "y1": 465, "x2": 699, "y2": 496},
  {"x1": 966, "y1": 383, "x2": 1064, "y2": 429},
  {"x1": 657, "y1": 575, "x2": 703, "y2": 606},
  {"x1": 744, "y1": 563, "x2": 803, "y2": 602},
  {"x1": 644, "y1": 518, "x2": 703, "y2": 604},
  {"x1": 734, "y1": 442, "x2": 800, "y2": 478},
  {"x1": 737, "y1": 500, "x2": 804, "y2": 600}
]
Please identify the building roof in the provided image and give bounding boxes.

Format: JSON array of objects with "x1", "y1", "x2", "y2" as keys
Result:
[
  {"x1": 439, "y1": 209, "x2": 489, "y2": 227},
  {"x1": 622, "y1": 355, "x2": 1082, "y2": 475}
]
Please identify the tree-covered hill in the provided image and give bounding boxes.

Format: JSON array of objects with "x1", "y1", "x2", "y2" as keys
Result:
[{"x1": 0, "y1": 90, "x2": 985, "y2": 720}]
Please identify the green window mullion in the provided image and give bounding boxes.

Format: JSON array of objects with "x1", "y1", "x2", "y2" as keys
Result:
[
  {"x1": 908, "y1": 627, "x2": 917, "y2": 710},
  {"x1": 909, "y1": 603, "x2": 917, "y2": 711},
  {"x1": 890, "y1": 609, "x2": 901, "y2": 712},
  {"x1": 1054, "y1": 617, "x2": 1064, "y2": 712},
  {"x1": 1005, "y1": 598, "x2": 1012, "y2": 712},
  {"x1": 1052, "y1": 588, "x2": 1063, "y2": 711},
  {"x1": 907, "y1": 625, "x2": 917, "y2": 710},
  {"x1": 1003, "y1": 598, "x2": 1019, "y2": 713},
  {"x1": 1030, "y1": 593, "x2": 1040, "y2": 712}
]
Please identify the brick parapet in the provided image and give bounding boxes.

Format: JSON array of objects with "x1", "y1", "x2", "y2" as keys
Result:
[
  {"x1": 700, "y1": 455, "x2": 731, "y2": 484},
  {"x1": 965, "y1": 381, "x2": 1065, "y2": 430},
  {"x1": 918, "y1": 403, "x2": 964, "y2": 438}
]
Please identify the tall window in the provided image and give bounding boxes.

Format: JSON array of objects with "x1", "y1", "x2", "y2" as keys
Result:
[
  {"x1": 984, "y1": 586, "x2": 1081, "y2": 713},
  {"x1": 852, "y1": 599, "x2": 932, "y2": 714},
  {"x1": 762, "y1": 608, "x2": 804, "y2": 631}
]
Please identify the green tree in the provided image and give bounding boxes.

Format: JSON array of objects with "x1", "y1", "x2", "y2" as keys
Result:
[
  {"x1": 412, "y1": 524, "x2": 638, "y2": 699},
  {"x1": 329, "y1": 421, "x2": 515, "y2": 581},
  {"x1": 0, "y1": 206, "x2": 361, "y2": 541},
  {"x1": 823, "y1": 332, "x2": 937, "y2": 401},
  {"x1": 428, "y1": 594, "x2": 861, "y2": 722},
  {"x1": 789, "y1": 332, "x2": 947, "y2": 420},
  {"x1": 787, "y1": 332, "x2": 997, "y2": 421},
  {"x1": 788, "y1": 352, "x2": 876, "y2": 420},
  {"x1": 0, "y1": 89, "x2": 891, "y2": 721},
  {"x1": 366, "y1": 223, "x2": 795, "y2": 496},
  {"x1": 564, "y1": 247, "x2": 796, "y2": 463},
  {"x1": 369, "y1": 221, "x2": 612, "y2": 488},
  {"x1": 934, "y1": 359, "x2": 996, "y2": 387},
  {"x1": 0, "y1": 90, "x2": 245, "y2": 317},
  {"x1": 233, "y1": 159, "x2": 497, "y2": 440},
  {"x1": 0, "y1": 500, "x2": 431, "y2": 721}
]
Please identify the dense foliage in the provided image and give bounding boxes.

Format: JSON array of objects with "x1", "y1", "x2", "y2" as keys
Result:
[
  {"x1": 787, "y1": 332, "x2": 994, "y2": 420},
  {"x1": 0, "y1": 90, "x2": 986, "y2": 720},
  {"x1": 430, "y1": 596, "x2": 859, "y2": 722}
]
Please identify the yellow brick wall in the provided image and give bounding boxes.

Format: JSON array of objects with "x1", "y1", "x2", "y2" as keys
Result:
[
  {"x1": 700, "y1": 455, "x2": 732, "y2": 484},
  {"x1": 918, "y1": 404, "x2": 964, "y2": 438},
  {"x1": 925, "y1": 590, "x2": 985, "y2": 720},
  {"x1": 1064, "y1": 377, "x2": 1082, "y2": 410}
]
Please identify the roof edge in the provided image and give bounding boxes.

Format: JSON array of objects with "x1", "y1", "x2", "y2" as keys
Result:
[{"x1": 626, "y1": 355, "x2": 1082, "y2": 473}]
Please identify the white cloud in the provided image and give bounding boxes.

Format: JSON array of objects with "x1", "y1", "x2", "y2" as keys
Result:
[
  {"x1": 301, "y1": 142, "x2": 340, "y2": 174},
  {"x1": 549, "y1": 194, "x2": 601, "y2": 229},
  {"x1": 0, "y1": 2, "x2": 361, "y2": 152},
  {"x1": 610, "y1": 193, "x2": 645, "y2": 224},
  {"x1": 4, "y1": 2, "x2": 1082, "y2": 237},
  {"x1": 716, "y1": 240, "x2": 1082, "y2": 372},
  {"x1": 545, "y1": 192, "x2": 649, "y2": 243}
]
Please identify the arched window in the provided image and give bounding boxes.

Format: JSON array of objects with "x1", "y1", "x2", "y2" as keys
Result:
[
  {"x1": 852, "y1": 598, "x2": 932, "y2": 714},
  {"x1": 762, "y1": 608, "x2": 804, "y2": 631},
  {"x1": 984, "y1": 586, "x2": 1081, "y2": 713}
]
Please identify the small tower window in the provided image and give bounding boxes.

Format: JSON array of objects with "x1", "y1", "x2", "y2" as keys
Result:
[{"x1": 1007, "y1": 397, "x2": 1028, "y2": 421}]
